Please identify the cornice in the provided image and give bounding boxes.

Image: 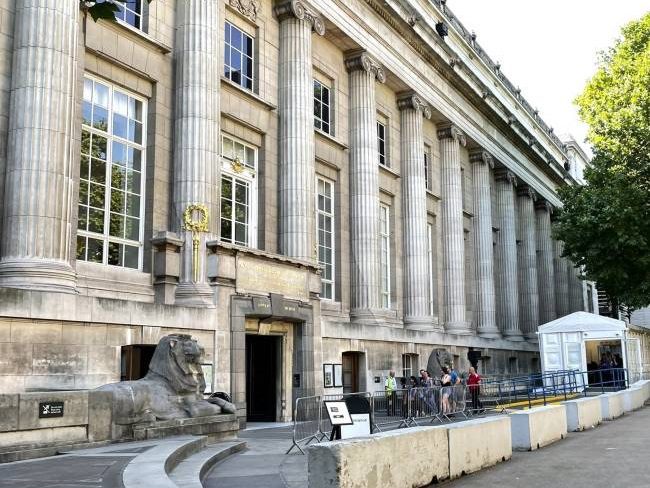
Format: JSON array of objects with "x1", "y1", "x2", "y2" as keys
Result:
[
  {"x1": 344, "y1": 51, "x2": 386, "y2": 83},
  {"x1": 274, "y1": 0, "x2": 325, "y2": 35}
]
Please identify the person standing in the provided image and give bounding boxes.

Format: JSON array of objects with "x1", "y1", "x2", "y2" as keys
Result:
[
  {"x1": 467, "y1": 367, "x2": 482, "y2": 413},
  {"x1": 385, "y1": 370, "x2": 397, "y2": 416}
]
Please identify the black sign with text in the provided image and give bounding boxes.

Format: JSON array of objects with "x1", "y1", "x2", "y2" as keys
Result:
[{"x1": 39, "y1": 401, "x2": 64, "y2": 418}]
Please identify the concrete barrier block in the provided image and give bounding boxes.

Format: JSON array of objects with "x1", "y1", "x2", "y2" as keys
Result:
[
  {"x1": 509, "y1": 405, "x2": 567, "y2": 451},
  {"x1": 564, "y1": 396, "x2": 602, "y2": 431},
  {"x1": 447, "y1": 416, "x2": 512, "y2": 479},
  {"x1": 600, "y1": 392, "x2": 624, "y2": 420},
  {"x1": 631, "y1": 380, "x2": 650, "y2": 402},
  {"x1": 308, "y1": 426, "x2": 449, "y2": 488},
  {"x1": 621, "y1": 387, "x2": 646, "y2": 412}
]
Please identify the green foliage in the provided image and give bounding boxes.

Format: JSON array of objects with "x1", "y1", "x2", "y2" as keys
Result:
[
  {"x1": 554, "y1": 12, "x2": 650, "y2": 308},
  {"x1": 81, "y1": 1, "x2": 152, "y2": 23}
]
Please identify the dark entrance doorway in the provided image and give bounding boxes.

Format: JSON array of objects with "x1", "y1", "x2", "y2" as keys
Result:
[
  {"x1": 246, "y1": 334, "x2": 281, "y2": 422},
  {"x1": 342, "y1": 352, "x2": 361, "y2": 394},
  {"x1": 120, "y1": 345, "x2": 156, "y2": 381}
]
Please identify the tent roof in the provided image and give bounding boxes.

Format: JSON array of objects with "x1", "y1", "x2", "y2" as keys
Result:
[{"x1": 538, "y1": 311, "x2": 627, "y2": 334}]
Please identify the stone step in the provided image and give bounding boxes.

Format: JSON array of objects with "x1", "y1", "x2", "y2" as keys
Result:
[
  {"x1": 169, "y1": 440, "x2": 247, "y2": 488},
  {"x1": 122, "y1": 435, "x2": 208, "y2": 488}
]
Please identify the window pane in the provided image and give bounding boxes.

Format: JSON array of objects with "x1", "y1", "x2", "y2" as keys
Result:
[
  {"x1": 76, "y1": 235, "x2": 87, "y2": 260},
  {"x1": 125, "y1": 217, "x2": 140, "y2": 241},
  {"x1": 89, "y1": 183, "x2": 105, "y2": 208},
  {"x1": 109, "y1": 213, "x2": 124, "y2": 238},
  {"x1": 79, "y1": 181, "x2": 89, "y2": 205},
  {"x1": 113, "y1": 114, "x2": 128, "y2": 139},
  {"x1": 93, "y1": 82, "x2": 109, "y2": 107},
  {"x1": 110, "y1": 190, "x2": 125, "y2": 213},
  {"x1": 111, "y1": 165, "x2": 126, "y2": 190},
  {"x1": 78, "y1": 205, "x2": 88, "y2": 230},
  {"x1": 82, "y1": 101, "x2": 92, "y2": 126},
  {"x1": 126, "y1": 170, "x2": 141, "y2": 194},
  {"x1": 87, "y1": 238, "x2": 103, "y2": 263},
  {"x1": 235, "y1": 222, "x2": 247, "y2": 244},
  {"x1": 93, "y1": 106, "x2": 108, "y2": 130},
  {"x1": 114, "y1": 92, "x2": 128, "y2": 116},
  {"x1": 92, "y1": 135, "x2": 107, "y2": 160},
  {"x1": 123, "y1": 245, "x2": 139, "y2": 269},
  {"x1": 128, "y1": 147, "x2": 142, "y2": 171},
  {"x1": 108, "y1": 242, "x2": 122, "y2": 266},
  {"x1": 126, "y1": 194, "x2": 140, "y2": 217},
  {"x1": 221, "y1": 219, "x2": 232, "y2": 242},
  {"x1": 112, "y1": 142, "x2": 126, "y2": 166}
]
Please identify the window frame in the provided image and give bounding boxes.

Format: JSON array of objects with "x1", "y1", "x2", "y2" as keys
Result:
[
  {"x1": 224, "y1": 21, "x2": 255, "y2": 92},
  {"x1": 379, "y1": 203, "x2": 391, "y2": 308},
  {"x1": 316, "y1": 176, "x2": 336, "y2": 300},
  {"x1": 402, "y1": 353, "x2": 418, "y2": 380},
  {"x1": 313, "y1": 79, "x2": 333, "y2": 136},
  {"x1": 219, "y1": 134, "x2": 258, "y2": 248},
  {"x1": 77, "y1": 74, "x2": 147, "y2": 271},
  {"x1": 424, "y1": 145, "x2": 432, "y2": 191},
  {"x1": 428, "y1": 222, "x2": 434, "y2": 316},
  {"x1": 115, "y1": 0, "x2": 144, "y2": 30},
  {"x1": 377, "y1": 121, "x2": 388, "y2": 167}
]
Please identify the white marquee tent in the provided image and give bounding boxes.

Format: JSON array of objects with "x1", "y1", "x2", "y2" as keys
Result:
[{"x1": 537, "y1": 312, "x2": 639, "y2": 376}]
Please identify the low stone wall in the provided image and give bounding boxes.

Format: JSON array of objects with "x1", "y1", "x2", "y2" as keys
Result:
[
  {"x1": 509, "y1": 405, "x2": 567, "y2": 451},
  {"x1": 600, "y1": 392, "x2": 624, "y2": 420},
  {"x1": 621, "y1": 387, "x2": 646, "y2": 412},
  {"x1": 447, "y1": 417, "x2": 512, "y2": 479},
  {"x1": 631, "y1": 380, "x2": 650, "y2": 401},
  {"x1": 308, "y1": 426, "x2": 449, "y2": 488},
  {"x1": 0, "y1": 390, "x2": 112, "y2": 461},
  {"x1": 564, "y1": 396, "x2": 602, "y2": 431}
]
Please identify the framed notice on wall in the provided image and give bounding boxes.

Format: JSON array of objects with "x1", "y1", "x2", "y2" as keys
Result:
[
  {"x1": 333, "y1": 364, "x2": 343, "y2": 387},
  {"x1": 323, "y1": 363, "x2": 334, "y2": 388}
]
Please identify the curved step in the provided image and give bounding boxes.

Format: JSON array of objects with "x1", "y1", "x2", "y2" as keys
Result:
[
  {"x1": 122, "y1": 435, "x2": 208, "y2": 488},
  {"x1": 169, "y1": 440, "x2": 247, "y2": 488}
]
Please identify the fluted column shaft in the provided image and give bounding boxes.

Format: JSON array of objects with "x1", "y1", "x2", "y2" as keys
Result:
[
  {"x1": 438, "y1": 125, "x2": 469, "y2": 333},
  {"x1": 470, "y1": 150, "x2": 499, "y2": 337},
  {"x1": 399, "y1": 94, "x2": 432, "y2": 327},
  {"x1": 346, "y1": 52, "x2": 385, "y2": 314},
  {"x1": 553, "y1": 240, "x2": 570, "y2": 316},
  {"x1": 517, "y1": 186, "x2": 539, "y2": 340},
  {"x1": 0, "y1": 0, "x2": 79, "y2": 292},
  {"x1": 569, "y1": 263, "x2": 585, "y2": 312},
  {"x1": 536, "y1": 201, "x2": 556, "y2": 323},
  {"x1": 173, "y1": 0, "x2": 220, "y2": 306},
  {"x1": 495, "y1": 170, "x2": 523, "y2": 339},
  {"x1": 276, "y1": 1, "x2": 324, "y2": 261}
]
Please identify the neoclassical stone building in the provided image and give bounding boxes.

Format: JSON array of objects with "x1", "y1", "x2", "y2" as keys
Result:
[{"x1": 0, "y1": 0, "x2": 593, "y2": 423}]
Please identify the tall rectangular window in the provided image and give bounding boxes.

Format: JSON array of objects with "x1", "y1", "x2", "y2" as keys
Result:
[
  {"x1": 77, "y1": 76, "x2": 146, "y2": 269},
  {"x1": 220, "y1": 135, "x2": 257, "y2": 247},
  {"x1": 317, "y1": 177, "x2": 335, "y2": 300},
  {"x1": 424, "y1": 146, "x2": 432, "y2": 191},
  {"x1": 377, "y1": 121, "x2": 387, "y2": 167},
  {"x1": 428, "y1": 223, "x2": 435, "y2": 315},
  {"x1": 379, "y1": 203, "x2": 391, "y2": 308},
  {"x1": 402, "y1": 354, "x2": 418, "y2": 380},
  {"x1": 313, "y1": 80, "x2": 332, "y2": 135},
  {"x1": 224, "y1": 22, "x2": 254, "y2": 91},
  {"x1": 116, "y1": 0, "x2": 143, "y2": 30}
]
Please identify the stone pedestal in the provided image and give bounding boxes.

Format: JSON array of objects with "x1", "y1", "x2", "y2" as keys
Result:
[
  {"x1": 536, "y1": 201, "x2": 556, "y2": 323},
  {"x1": 517, "y1": 185, "x2": 539, "y2": 341},
  {"x1": 438, "y1": 125, "x2": 469, "y2": 333},
  {"x1": 398, "y1": 93, "x2": 432, "y2": 328},
  {"x1": 470, "y1": 150, "x2": 499, "y2": 338},
  {"x1": 0, "y1": 0, "x2": 79, "y2": 293},
  {"x1": 173, "y1": 0, "x2": 220, "y2": 306},
  {"x1": 495, "y1": 169, "x2": 523, "y2": 340},
  {"x1": 346, "y1": 51, "x2": 386, "y2": 315},
  {"x1": 276, "y1": 0, "x2": 325, "y2": 261}
]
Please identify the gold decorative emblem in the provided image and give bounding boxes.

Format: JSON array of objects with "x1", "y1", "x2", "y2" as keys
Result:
[
  {"x1": 231, "y1": 157, "x2": 245, "y2": 174},
  {"x1": 183, "y1": 203, "x2": 209, "y2": 283}
]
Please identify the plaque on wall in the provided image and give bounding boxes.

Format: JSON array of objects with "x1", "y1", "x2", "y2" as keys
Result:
[
  {"x1": 39, "y1": 401, "x2": 64, "y2": 418},
  {"x1": 333, "y1": 364, "x2": 343, "y2": 387},
  {"x1": 323, "y1": 364, "x2": 334, "y2": 388}
]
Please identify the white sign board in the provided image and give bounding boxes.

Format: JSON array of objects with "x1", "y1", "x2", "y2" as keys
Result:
[
  {"x1": 341, "y1": 413, "x2": 371, "y2": 439},
  {"x1": 324, "y1": 401, "x2": 353, "y2": 426}
]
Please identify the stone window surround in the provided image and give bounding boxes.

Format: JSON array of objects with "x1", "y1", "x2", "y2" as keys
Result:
[
  {"x1": 77, "y1": 73, "x2": 148, "y2": 271},
  {"x1": 114, "y1": 0, "x2": 145, "y2": 32}
]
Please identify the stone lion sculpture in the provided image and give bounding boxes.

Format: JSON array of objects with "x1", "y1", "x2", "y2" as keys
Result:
[
  {"x1": 98, "y1": 334, "x2": 236, "y2": 425},
  {"x1": 426, "y1": 348, "x2": 454, "y2": 380}
]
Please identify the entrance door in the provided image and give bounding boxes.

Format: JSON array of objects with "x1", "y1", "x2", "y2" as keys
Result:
[
  {"x1": 342, "y1": 352, "x2": 360, "y2": 394},
  {"x1": 246, "y1": 334, "x2": 280, "y2": 422},
  {"x1": 121, "y1": 345, "x2": 156, "y2": 381}
]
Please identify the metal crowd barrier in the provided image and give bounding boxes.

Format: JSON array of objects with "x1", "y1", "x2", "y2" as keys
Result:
[
  {"x1": 439, "y1": 384, "x2": 467, "y2": 420},
  {"x1": 286, "y1": 395, "x2": 322, "y2": 454},
  {"x1": 372, "y1": 389, "x2": 410, "y2": 431}
]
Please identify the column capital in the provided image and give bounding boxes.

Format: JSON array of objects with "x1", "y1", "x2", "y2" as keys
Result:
[
  {"x1": 535, "y1": 199, "x2": 554, "y2": 213},
  {"x1": 345, "y1": 51, "x2": 386, "y2": 83},
  {"x1": 517, "y1": 184, "x2": 537, "y2": 200},
  {"x1": 437, "y1": 124, "x2": 466, "y2": 146},
  {"x1": 397, "y1": 92, "x2": 431, "y2": 119},
  {"x1": 274, "y1": 0, "x2": 325, "y2": 35},
  {"x1": 494, "y1": 168, "x2": 517, "y2": 186},
  {"x1": 469, "y1": 149, "x2": 494, "y2": 168}
]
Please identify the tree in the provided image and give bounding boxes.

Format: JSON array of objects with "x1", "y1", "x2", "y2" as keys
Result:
[
  {"x1": 553, "y1": 12, "x2": 650, "y2": 309},
  {"x1": 80, "y1": 1, "x2": 152, "y2": 23}
]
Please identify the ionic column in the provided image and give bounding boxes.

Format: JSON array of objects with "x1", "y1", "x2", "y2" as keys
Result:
[
  {"x1": 398, "y1": 93, "x2": 432, "y2": 328},
  {"x1": 437, "y1": 125, "x2": 469, "y2": 333},
  {"x1": 517, "y1": 185, "x2": 539, "y2": 341},
  {"x1": 470, "y1": 150, "x2": 499, "y2": 338},
  {"x1": 0, "y1": 0, "x2": 79, "y2": 292},
  {"x1": 494, "y1": 169, "x2": 523, "y2": 340},
  {"x1": 553, "y1": 240, "x2": 570, "y2": 316},
  {"x1": 346, "y1": 52, "x2": 386, "y2": 314},
  {"x1": 535, "y1": 201, "x2": 556, "y2": 323},
  {"x1": 276, "y1": 0, "x2": 325, "y2": 261},
  {"x1": 173, "y1": 0, "x2": 220, "y2": 306}
]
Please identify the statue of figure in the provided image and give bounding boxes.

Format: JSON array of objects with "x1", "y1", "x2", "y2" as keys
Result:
[
  {"x1": 98, "y1": 334, "x2": 236, "y2": 425},
  {"x1": 426, "y1": 348, "x2": 454, "y2": 380}
]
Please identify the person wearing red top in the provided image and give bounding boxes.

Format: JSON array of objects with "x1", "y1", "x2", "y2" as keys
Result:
[{"x1": 467, "y1": 367, "x2": 482, "y2": 413}]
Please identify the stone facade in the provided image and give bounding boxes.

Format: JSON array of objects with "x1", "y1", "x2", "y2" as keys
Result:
[{"x1": 0, "y1": 0, "x2": 590, "y2": 422}]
